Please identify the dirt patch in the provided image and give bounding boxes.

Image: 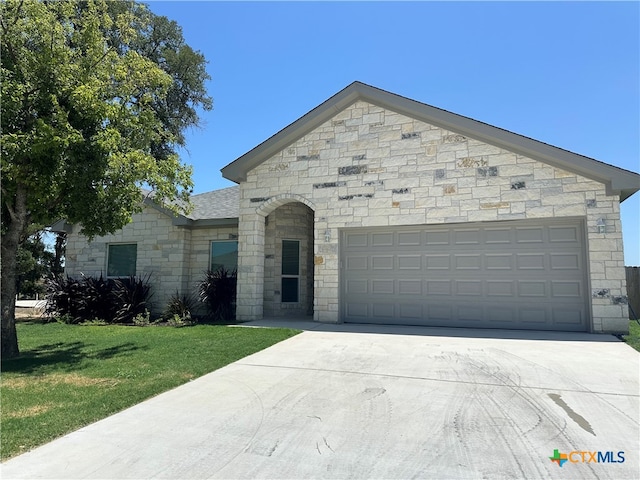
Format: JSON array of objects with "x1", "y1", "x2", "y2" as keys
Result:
[
  {"x1": 4, "y1": 404, "x2": 53, "y2": 419},
  {"x1": 15, "y1": 308, "x2": 44, "y2": 319},
  {"x1": 4, "y1": 373, "x2": 119, "y2": 389}
]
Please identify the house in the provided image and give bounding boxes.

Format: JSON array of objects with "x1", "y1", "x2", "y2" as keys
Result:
[{"x1": 60, "y1": 82, "x2": 640, "y2": 333}]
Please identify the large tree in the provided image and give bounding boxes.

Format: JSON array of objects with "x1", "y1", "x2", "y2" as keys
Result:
[{"x1": 1, "y1": 0, "x2": 212, "y2": 358}]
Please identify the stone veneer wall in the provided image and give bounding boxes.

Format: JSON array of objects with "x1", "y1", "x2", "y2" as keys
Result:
[
  {"x1": 237, "y1": 100, "x2": 629, "y2": 332},
  {"x1": 64, "y1": 207, "x2": 191, "y2": 316},
  {"x1": 263, "y1": 203, "x2": 314, "y2": 317},
  {"x1": 187, "y1": 225, "x2": 239, "y2": 315}
]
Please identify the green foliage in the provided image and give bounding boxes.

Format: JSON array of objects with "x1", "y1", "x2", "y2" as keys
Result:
[
  {"x1": 1, "y1": 0, "x2": 212, "y2": 358},
  {"x1": 1, "y1": 0, "x2": 212, "y2": 235},
  {"x1": 622, "y1": 320, "x2": 640, "y2": 352},
  {"x1": 45, "y1": 274, "x2": 152, "y2": 324},
  {"x1": 163, "y1": 291, "x2": 197, "y2": 324},
  {"x1": 132, "y1": 310, "x2": 151, "y2": 327},
  {"x1": 1, "y1": 322, "x2": 300, "y2": 459},
  {"x1": 167, "y1": 313, "x2": 193, "y2": 328},
  {"x1": 198, "y1": 268, "x2": 237, "y2": 321},
  {"x1": 15, "y1": 231, "x2": 63, "y2": 299}
]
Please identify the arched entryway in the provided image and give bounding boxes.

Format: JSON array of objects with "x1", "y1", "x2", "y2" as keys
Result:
[
  {"x1": 235, "y1": 194, "x2": 315, "y2": 321},
  {"x1": 263, "y1": 201, "x2": 314, "y2": 317}
]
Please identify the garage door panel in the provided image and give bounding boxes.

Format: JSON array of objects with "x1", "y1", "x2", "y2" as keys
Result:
[
  {"x1": 341, "y1": 218, "x2": 588, "y2": 331},
  {"x1": 398, "y1": 255, "x2": 421, "y2": 270},
  {"x1": 486, "y1": 254, "x2": 513, "y2": 270},
  {"x1": 454, "y1": 229, "x2": 481, "y2": 245},
  {"x1": 372, "y1": 303, "x2": 394, "y2": 318},
  {"x1": 455, "y1": 255, "x2": 482, "y2": 270},
  {"x1": 346, "y1": 303, "x2": 369, "y2": 318},
  {"x1": 518, "y1": 281, "x2": 547, "y2": 297},
  {"x1": 550, "y1": 253, "x2": 580, "y2": 270},
  {"x1": 552, "y1": 308, "x2": 584, "y2": 326},
  {"x1": 549, "y1": 225, "x2": 580, "y2": 243},
  {"x1": 346, "y1": 256, "x2": 368, "y2": 270},
  {"x1": 516, "y1": 254, "x2": 546, "y2": 270},
  {"x1": 485, "y1": 228, "x2": 512, "y2": 244},
  {"x1": 371, "y1": 232, "x2": 393, "y2": 246},
  {"x1": 372, "y1": 256, "x2": 394, "y2": 270},
  {"x1": 372, "y1": 279, "x2": 394, "y2": 294},
  {"x1": 425, "y1": 255, "x2": 450, "y2": 270},
  {"x1": 520, "y1": 307, "x2": 550, "y2": 324},
  {"x1": 551, "y1": 281, "x2": 583, "y2": 298},
  {"x1": 398, "y1": 279, "x2": 421, "y2": 295},
  {"x1": 458, "y1": 305, "x2": 483, "y2": 322},
  {"x1": 345, "y1": 233, "x2": 368, "y2": 247},
  {"x1": 456, "y1": 281, "x2": 483, "y2": 296},
  {"x1": 426, "y1": 280, "x2": 451, "y2": 295},
  {"x1": 426, "y1": 231, "x2": 450, "y2": 245},
  {"x1": 428, "y1": 304, "x2": 453, "y2": 321},
  {"x1": 487, "y1": 281, "x2": 514, "y2": 296},
  {"x1": 346, "y1": 279, "x2": 368, "y2": 295},
  {"x1": 398, "y1": 231, "x2": 421, "y2": 246},
  {"x1": 516, "y1": 227, "x2": 544, "y2": 243},
  {"x1": 399, "y1": 304, "x2": 423, "y2": 319},
  {"x1": 487, "y1": 306, "x2": 516, "y2": 323}
]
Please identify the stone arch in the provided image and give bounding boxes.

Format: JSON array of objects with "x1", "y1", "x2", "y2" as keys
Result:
[
  {"x1": 256, "y1": 194, "x2": 316, "y2": 218},
  {"x1": 258, "y1": 194, "x2": 316, "y2": 318}
]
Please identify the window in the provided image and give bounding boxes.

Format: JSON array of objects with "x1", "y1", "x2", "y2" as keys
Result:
[
  {"x1": 211, "y1": 241, "x2": 238, "y2": 272},
  {"x1": 107, "y1": 244, "x2": 137, "y2": 277},
  {"x1": 281, "y1": 240, "x2": 300, "y2": 303}
]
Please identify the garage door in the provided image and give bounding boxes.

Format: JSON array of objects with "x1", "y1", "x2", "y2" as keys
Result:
[{"x1": 340, "y1": 218, "x2": 589, "y2": 331}]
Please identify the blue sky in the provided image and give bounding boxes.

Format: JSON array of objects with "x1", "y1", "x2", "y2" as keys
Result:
[{"x1": 148, "y1": 1, "x2": 639, "y2": 265}]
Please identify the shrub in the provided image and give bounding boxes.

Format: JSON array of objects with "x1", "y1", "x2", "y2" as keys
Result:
[
  {"x1": 164, "y1": 291, "x2": 197, "y2": 324},
  {"x1": 132, "y1": 310, "x2": 151, "y2": 327},
  {"x1": 78, "y1": 274, "x2": 118, "y2": 322},
  {"x1": 45, "y1": 275, "x2": 84, "y2": 324},
  {"x1": 45, "y1": 274, "x2": 153, "y2": 324},
  {"x1": 166, "y1": 313, "x2": 194, "y2": 327},
  {"x1": 198, "y1": 268, "x2": 237, "y2": 321},
  {"x1": 112, "y1": 275, "x2": 153, "y2": 324}
]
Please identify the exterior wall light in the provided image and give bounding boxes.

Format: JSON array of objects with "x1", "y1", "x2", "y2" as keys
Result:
[
  {"x1": 596, "y1": 218, "x2": 606, "y2": 234},
  {"x1": 324, "y1": 229, "x2": 331, "y2": 242}
]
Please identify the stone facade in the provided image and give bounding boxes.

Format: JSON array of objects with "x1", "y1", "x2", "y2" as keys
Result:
[
  {"x1": 64, "y1": 207, "x2": 238, "y2": 316},
  {"x1": 236, "y1": 101, "x2": 629, "y2": 332}
]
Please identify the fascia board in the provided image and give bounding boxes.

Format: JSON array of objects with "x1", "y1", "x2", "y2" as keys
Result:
[{"x1": 190, "y1": 218, "x2": 239, "y2": 228}]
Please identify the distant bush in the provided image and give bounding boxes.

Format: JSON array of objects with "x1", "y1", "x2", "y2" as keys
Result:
[
  {"x1": 45, "y1": 274, "x2": 152, "y2": 324},
  {"x1": 198, "y1": 268, "x2": 237, "y2": 321}
]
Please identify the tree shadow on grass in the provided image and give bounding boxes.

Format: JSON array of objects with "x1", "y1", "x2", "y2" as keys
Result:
[{"x1": 1, "y1": 341, "x2": 144, "y2": 374}]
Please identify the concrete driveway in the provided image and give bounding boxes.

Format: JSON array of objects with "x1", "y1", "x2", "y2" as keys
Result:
[{"x1": 2, "y1": 321, "x2": 639, "y2": 479}]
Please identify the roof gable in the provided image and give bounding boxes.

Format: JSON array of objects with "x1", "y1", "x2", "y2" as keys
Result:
[{"x1": 221, "y1": 81, "x2": 639, "y2": 201}]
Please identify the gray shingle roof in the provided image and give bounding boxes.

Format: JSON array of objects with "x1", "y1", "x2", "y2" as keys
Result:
[{"x1": 189, "y1": 186, "x2": 239, "y2": 220}]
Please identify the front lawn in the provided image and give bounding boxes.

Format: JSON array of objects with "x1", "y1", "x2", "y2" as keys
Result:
[
  {"x1": 1, "y1": 321, "x2": 299, "y2": 460},
  {"x1": 622, "y1": 319, "x2": 640, "y2": 352}
]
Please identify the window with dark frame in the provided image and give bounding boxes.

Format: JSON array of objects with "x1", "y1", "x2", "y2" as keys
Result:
[
  {"x1": 281, "y1": 239, "x2": 300, "y2": 303},
  {"x1": 107, "y1": 244, "x2": 137, "y2": 277},
  {"x1": 210, "y1": 241, "x2": 238, "y2": 272}
]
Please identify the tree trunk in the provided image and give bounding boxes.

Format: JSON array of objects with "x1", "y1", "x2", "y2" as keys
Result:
[
  {"x1": 1, "y1": 185, "x2": 28, "y2": 359},
  {"x1": 53, "y1": 231, "x2": 67, "y2": 275}
]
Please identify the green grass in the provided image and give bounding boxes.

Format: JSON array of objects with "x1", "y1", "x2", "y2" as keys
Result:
[
  {"x1": 1, "y1": 321, "x2": 300, "y2": 460},
  {"x1": 622, "y1": 319, "x2": 640, "y2": 352}
]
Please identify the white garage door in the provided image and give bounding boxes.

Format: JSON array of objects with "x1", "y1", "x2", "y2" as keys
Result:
[{"x1": 340, "y1": 218, "x2": 589, "y2": 331}]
